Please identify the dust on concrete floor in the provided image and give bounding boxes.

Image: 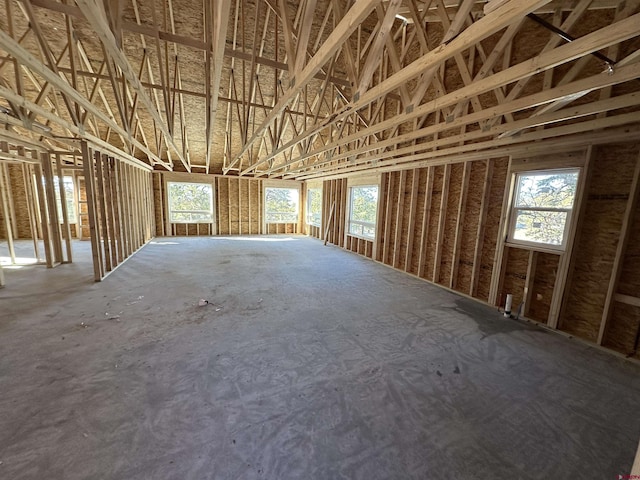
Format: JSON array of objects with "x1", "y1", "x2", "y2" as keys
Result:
[{"x1": 0, "y1": 235, "x2": 639, "y2": 480}]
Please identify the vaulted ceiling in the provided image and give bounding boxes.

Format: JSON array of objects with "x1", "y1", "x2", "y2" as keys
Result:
[{"x1": 1, "y1": 0, "x2": 640, "y2": 179}]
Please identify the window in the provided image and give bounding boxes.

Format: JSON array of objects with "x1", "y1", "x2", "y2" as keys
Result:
[
  {"x1": 508, "y1": 169, "x2": 579, "y2": 249},
  {"x1": 348, "y1": 185, "x2": 378, "y2": 240},
  {"x1": 265, "y1": 187, "x2": 299, "y2": 223},
  {"x1": 55, "y1": 176, "x2": 77, "y2": 223},
  {"x1": 306, "y1": 188, "x2": 322, "y2": 226},
  {"x1": 167, "y1": 182, "x2": 214, "y2": 223}
]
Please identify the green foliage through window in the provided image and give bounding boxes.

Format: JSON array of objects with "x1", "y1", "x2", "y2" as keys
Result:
[
  {"x1": 265, "y1": 187, "x2": 299, "y2": 223},
  {"x1": 510, "y1": 169, "x2": 579, "y2": 247},
  {"x1": 168, "y1": 182, "x2": 214, "y2": 223},
  {"x1": 306, "y1": 188, "x2": 322, "y2": 226},
  {"x1": 349, "y1": 185, "x2": 378, "y2": 239}
]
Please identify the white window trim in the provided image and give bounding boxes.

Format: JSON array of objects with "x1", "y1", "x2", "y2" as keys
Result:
[
  {"x1": 506, "y1": 168, "x2": 580, "y2": 251},
  {"x1": 346, "y1": 174, "x2": 381, "y2": 242},
  {"x1": 167, "y1": 181, "x2": 215, "y2": 224}
]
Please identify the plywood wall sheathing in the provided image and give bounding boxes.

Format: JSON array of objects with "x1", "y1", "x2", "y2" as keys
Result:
[
  {"x1": 527, "y1": 252, "x2": 559, "y2": 323},
  {"x1": 501, "y1": 246, "x2": 529, "y2": 313},
  {"x1": 559, "y1": 144, "x2": 640, "y2": 342}
]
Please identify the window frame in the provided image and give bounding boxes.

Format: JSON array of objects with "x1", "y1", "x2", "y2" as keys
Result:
[
  {"x1": 346, "y1": 178, "x2": 380, "y2": 241},
  {"x1": 167, "y1": 181, "x2": 215, "y2": 224},
  {"x1": 54, "y1": 175, "x2": 77, "y2": 224},
  {"x1": 506, "y1": 168, "x2": 580, "y2": 251},
  {"x1": 263, "y1": 181, "x2": 301, "y2": 225},
  {"x1": 306, "y1": 185, "x2": 322, "y2": 227}
]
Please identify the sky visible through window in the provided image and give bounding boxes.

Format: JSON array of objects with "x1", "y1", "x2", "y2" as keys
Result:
[{"x1": 511, "y1": 170, "x2": 578, "y2": 247}]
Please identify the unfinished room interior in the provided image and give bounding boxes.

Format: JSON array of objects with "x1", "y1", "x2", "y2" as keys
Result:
[{"x1": 2, "y1": 0, "x2": 640, "y2": 476}]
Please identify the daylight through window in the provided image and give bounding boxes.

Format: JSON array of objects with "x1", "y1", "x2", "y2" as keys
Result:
[
  {"x1": 167, "y1": 182, "x2": 214, "y2": 223},
  {"x1": 509, "y1": 169, "x2": 579, "y2": 249},
  {"x1": 265, "y1": 187, "x2": 299, "y2": 223},
  {"x1": 348, "y1": 185, "x2": 378, "y2": 240},
  {"x1": 306, "y1": 188, "x2": 322, "y2": 226},
  {"x1": 55, "y1": 176, "x2": 77, "y2": 223}
]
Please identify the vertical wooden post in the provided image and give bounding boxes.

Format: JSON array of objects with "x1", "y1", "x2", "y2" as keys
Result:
[
  {"x1": 81, "y1": 142, "x2": 103, "y2": 281},
  {"x1": 41, "y1": 152, "x2": 63, "y2": 265},
  {"x1": 248, "y1": 178, "x2": 252, "y2": 235},
  {"x1": 451, "y1": 162, "x2": 471, "y2": 289},
  {"x1": 94, "y1": 151, "x2": 112, "y2": 272},
  {"x1": 0, "y1": 162, "x2": 16, "y2": 263},
  {"x1": 597, "y1": 151, "x2": 640, "y2": 344},
  {"x1": 393, "y1": 170, "x2": 406, "y2": 269},
  {"x1": 548, "y1": 151, "x2": 591, "y2": 328},
  {"x1": 373, "y1": 172, "x2": 387, "y2": 261},
  {"x1": 111, "y1": 158, "x2": 125, "y2": 262},
  {"x1": 404, "y1": 168, "x2": 420, "y2": 272},
  {"x1": 340, "y1": 179, "x2": 348, "y2": 247},
  {"x1": 470, "y1": 159, "x2": 493, "y2": 297},
  {"x1": 489, "y1": 158, "x2": 515, "y2": 306},
  {"x1": 102, "y1": 154, "x2": 118, "y2": 267},
  {"x1": 56, "y1": 155, "x2": 73, "y2": 263},
  {"x1": 22, "y1": 162, "x2": 41, "y2": 261},
  {"x1": 523, "y1": 250, "x2": 538, "y2": 318},
  {"x1": 433, "y1": 164, "x2": 451, "y2": 283},
  {"x1": 118, "y1": 161, "x2": 131, "y2": 256},
  {"x1": 383, "y1": 173, "x2": 394, "y2": 264},
  {"x1": 34, "y1": 161, "x2": 53, "y2": 268},
  {"x1": 417, "y1": 167, "x2": 434, "y2": 278}
]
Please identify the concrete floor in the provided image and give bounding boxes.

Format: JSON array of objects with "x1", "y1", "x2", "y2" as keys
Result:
[{"x1": 0, "y1": 236, "x2": 639, "y2": 479}]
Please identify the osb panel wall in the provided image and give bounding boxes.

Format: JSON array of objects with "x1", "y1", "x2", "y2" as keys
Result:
[
  {"x1": 378, "y1": 171, "x2": 397, "y2": 265},
  {"x1": 527, "y1": 252, "x2": 559, "y2": 324},
  {"x1": 476, "y1": 158, "x2": 509, "y2": 301},
  {"x1": 310, "y1": 157, "x2": 511, "y2": 305},
  {"x1": 559, "y1": 143, "x2": 640, "y2": 343},
  {"x1": 408, "y1": 168, "x2": 428, "y2": 275},
  {"x1": 604, "y1": 302, "x2": 640, "y2": 357},
  {"x1": 603, "y1": 156, "x2": 640, "y2": 357},
  {"x1": 500, "y1": 247, "x2": 529, "y2": 313},
  {"x1": 424, "y1": 165, "x2": 444, "y2": 280},
  {"x1": 439, "y1": 163, "x2": 463, "y2": 286},
  {"x1": 153, "y1": 172, "x2": 262, "y2": 236},
  {"x1": 221, "y1": 176, "x2": 262, "y2": 235},
  {"x1": 455, "y1": 161, "x2": 486, "y2": 294}
]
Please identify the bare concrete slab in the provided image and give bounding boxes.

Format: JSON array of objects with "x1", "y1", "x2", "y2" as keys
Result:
[{"x1": 0, "y1": 236, "x2": 639, "y2": 479}]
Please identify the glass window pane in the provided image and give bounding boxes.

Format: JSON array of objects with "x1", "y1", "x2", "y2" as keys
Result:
[
  {"x1": 350, "y1": 186, "x2": 378, "y2": 223},
  {"x1": 265, "y1": 187, "x2": 299, "y2": 223},
  {"x1": 515, "y1": 171, "x2": 578, "y2": 208},
  {"x1": 348, "y1": 185, "x2": 378, "y2": 240},
  {"x1": 307, "y1": 188, "x2": 322, "y2": 226},
  {"x1": 512, "y1": 209, "x2": 568, "y2": 245},
  {"x1": 168, "y1": 182, "x2": 214, "y2": 223}
]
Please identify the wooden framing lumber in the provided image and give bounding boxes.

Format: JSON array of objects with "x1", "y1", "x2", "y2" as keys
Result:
[{"x1": 597, "y1": 150, "x2": 640, "y2": 344}]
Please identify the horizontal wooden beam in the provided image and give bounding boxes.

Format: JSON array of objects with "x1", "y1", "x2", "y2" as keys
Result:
[
  {"x1": 295, "y1": 123, "x2": 640, "y2": 181},
  {"x1": 615, "y1": 293, "x2": 640, "y2": 308},
  {"x1": 224, "y1": 0, "x2": 379, "y2": 174},
  {"x1": 266, "y1": 12, "x2": 640, "y2": 176}
]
